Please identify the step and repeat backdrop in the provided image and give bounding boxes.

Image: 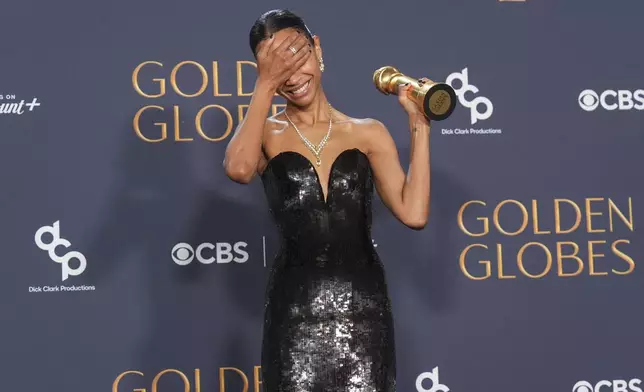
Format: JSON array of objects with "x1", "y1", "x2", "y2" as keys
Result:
[{"x1": 1, "y1": 0, "x2": 643, "y2": 391}]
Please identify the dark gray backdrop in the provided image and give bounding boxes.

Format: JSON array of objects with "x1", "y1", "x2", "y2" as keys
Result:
[{"x1": 1, "y1": 1, "x2": 643, "y2": 391}]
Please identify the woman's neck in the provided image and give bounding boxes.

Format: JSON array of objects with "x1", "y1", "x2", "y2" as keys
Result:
[{"x1": 285, "y1": 92, "x2": 331, "y2": 127}]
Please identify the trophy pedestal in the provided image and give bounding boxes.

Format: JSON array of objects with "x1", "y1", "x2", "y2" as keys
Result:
[{"x1": 373, "y1": 66, "x2": 457, "y2": 121}]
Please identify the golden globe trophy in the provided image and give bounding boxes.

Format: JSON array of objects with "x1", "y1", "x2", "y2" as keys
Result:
[{"x1": 373, "y1": 66, "x2": 457, "y2": 121}]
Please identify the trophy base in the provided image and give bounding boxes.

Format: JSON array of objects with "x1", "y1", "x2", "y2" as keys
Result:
[{"x1": 423, "y1": 83, "x2": 457, "y2": 121}]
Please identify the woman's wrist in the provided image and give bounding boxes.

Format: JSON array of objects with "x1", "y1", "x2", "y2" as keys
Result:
[
  {"x1": 408, "y1": 111, "x2": 430, "y2": 133},
  {"x1": 255, "y1": 78, "x2": 277, "y2": 97}
]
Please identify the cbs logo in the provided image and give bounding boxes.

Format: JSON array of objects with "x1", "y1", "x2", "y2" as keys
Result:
[
  {"x1": 446, "y1": 67, "x2": 493, "y2": 125},
  {"x1": 573, "y1": 379, "x2": 642, "y2": 392},
  {"x1": 171, "y1": 242, "x2": 249, "y2": 265},
  {"x1": 34, "y1": 221, "x2": 87, "y2": 281},
  {"x1": 578, "y1": 89, "x2": 644, "y2": 111}
]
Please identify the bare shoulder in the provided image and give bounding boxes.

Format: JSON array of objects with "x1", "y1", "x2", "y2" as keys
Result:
[
  {"x1": 262, "y1": 111, "x2": 290, "y2": 143},
  {"x1": 337, "y1": 115, "x2": 392, "y2": 153},
  {"x1": 356, "y1": 117, "x2": 388, "y2": 134},
  {"x1": 331, "y1": 110, "x2": 388, "y2": 135}
]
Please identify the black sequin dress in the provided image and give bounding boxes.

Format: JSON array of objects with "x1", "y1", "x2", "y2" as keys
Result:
[{"x1": 259, "y1": 148, "x2": 396, "y2": 391}]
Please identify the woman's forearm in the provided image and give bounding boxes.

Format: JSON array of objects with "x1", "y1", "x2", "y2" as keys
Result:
[
  {"x1": 223, "y1": 80, "x2": 275, "y2": 183},
  {"x1": 401, "y1": 113, "x2": 431, "y2": 227}
]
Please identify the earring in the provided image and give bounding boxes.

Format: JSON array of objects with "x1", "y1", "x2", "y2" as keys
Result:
[{"x1": 319, "y1": 58, "x2": 325, "y2": 72}]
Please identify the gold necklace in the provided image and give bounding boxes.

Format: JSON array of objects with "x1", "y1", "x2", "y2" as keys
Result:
[{"x1": 283, "y1": 103, "x2": 333, "y2": 166}]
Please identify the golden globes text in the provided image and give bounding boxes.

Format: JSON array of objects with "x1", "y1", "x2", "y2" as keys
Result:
[
  {"x1": 113, "y1": 367, "x2": 262, "y2": 392},
  {"x1": 131, "y1": 60, "x2": 285, "y2": 143},
  {"x1": 457, "y1": 197, "x2": 636, "y2": 280}
]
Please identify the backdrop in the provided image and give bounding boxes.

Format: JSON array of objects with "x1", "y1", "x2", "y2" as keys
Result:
[{"x1": 1, "y1": 1, "x2": 643, "y2": 391}]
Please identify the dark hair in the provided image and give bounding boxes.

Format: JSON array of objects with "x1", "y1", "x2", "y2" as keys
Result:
[{"x1": 249, "y1": 9, "x2": 315, "y2": 56}]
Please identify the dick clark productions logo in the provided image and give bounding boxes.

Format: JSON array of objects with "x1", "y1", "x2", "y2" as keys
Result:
[
  {"x1": 446, "y1": 67, "x2": 493, "y2": 125},
  {"x1": 416, "y1": 367, "x2": 450, "y2": 392},
  {"x1": 35, "y1": 221, "x2": 87, "y2": 281}
]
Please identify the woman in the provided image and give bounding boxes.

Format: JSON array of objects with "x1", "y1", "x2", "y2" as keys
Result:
[{"x1": 223, "y1": 9, "x2": 431, "y2": 391}]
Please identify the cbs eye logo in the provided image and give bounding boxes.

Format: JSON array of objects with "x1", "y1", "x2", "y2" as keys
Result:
[
  {"x1": 578, "y1": 89, "x2": 600, "y2": 111},
  {"x1": 171, "y1": 242, "x2": 249, "y2": 265},
  {"x1": 573, "y1": 378, "x2": 643, "y2": 392},
  {"x1": 578, "y1": 88, "x2": 644, "y2": 111}
]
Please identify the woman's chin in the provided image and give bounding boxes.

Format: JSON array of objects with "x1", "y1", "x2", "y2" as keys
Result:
[{"x1": 289, "y1": 96, "x2": 312, "y2": 107}]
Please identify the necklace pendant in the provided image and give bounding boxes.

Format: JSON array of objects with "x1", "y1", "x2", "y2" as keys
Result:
[{"x1": 284, "y1": 103, "x2": 333, "y2": 169}]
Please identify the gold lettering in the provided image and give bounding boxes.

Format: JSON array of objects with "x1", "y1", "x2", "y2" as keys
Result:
[
  {"x1": 459, "y1": 244, "x2": 491, "y2": 280},
  {"x1": 588, "y1": 240, "x2": 608, "y2": 276},
  {"x1": 171, "y1": 61, "x2": 208, "y2": 98},
  {"x1": 585, "y1": 198, "x2": 606, "y2": 233},
  {"x1": 458, "y1": 200, "x2": 488, "y2": 237},
  {"x1": 174, "y1": 105, "x2": 193, "y2": 142},
  {"x1": 133, "y1": 61, "x2": 165, "y2": 98},
  {"x1": 194, "y1": 369, "x2": 201, "y2": 392},
  {"x1": 236, "y1": 61, "x2": 257, "y2": 96},
  {"x1": 133, "y1": 105, "x2": 166, "y2": 142},
  {"x1": 493, "y1": 199, "x2": 528, "y2": 236},
  {"x1": 112, "y1": 370, "x2": 145, "y2": 392},
  {"x1": 517, "y1": 242, "x2": 551, "y2": 279},
  {"x1": 152, "y1": 369, "x2": 190, "y2": 392},
  {"x1": 556, "y1": 241, "x2": 583, "y2": 277},
  {"x1": 554, "y1": 199, "x2": 581, "y2": 234},
  {"x1": 196, "y1": 105, "x2": 233, "y2": 142},
  {"x1": 496, "y1": 243, "x2": 516, "y2": 279},
  {"x1": 212, "y1": 61, "x2": 232, "y2": 97},
  {"x1": 220, "y1": 367, "x2": 249, "y2": 392},
  {"x1": 457, "y1": 197, "x2": 637, "y2": 281},
  {"x1": 238, "y1": 104, "x2": 249, "y2": 123},
  {"x1": 608, "y1": 197, "x2": 634, "y2": 232},
  {"x1": 532, "y1": 199, "x2": 551, "y2": 234},
  {"x1": 611, "y1": 239, "x2": 635, "y2": 275},
  {"x1": 253, "y1": 366, "x2": 262, "y2": 392}
]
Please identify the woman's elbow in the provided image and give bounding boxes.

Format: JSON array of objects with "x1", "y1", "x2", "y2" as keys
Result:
[
  {"x1": 223, "y1": 159, "x2": 255, "y2": 184},
  {"x1": 406, "y1": 219, "x2": 427, "y2": 231},
  {"x1": 403, "y1": 211, "x2": 429, "y2": 230}
]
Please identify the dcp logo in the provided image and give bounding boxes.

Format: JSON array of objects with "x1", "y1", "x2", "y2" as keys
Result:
[
  {"x1": 34, "y1": 221, "x2": 87, "y2": 281},
  {"x1": 172, "y1": 242, "x2": 249, "y2": 265},
  {"x1": 416, "y1": 367, "x2": 449, "y2": 392},
  {"x1": 573, "y1": 378, "x2": 642, "y2": 392},
  {"x1": 446, "y1": 68, "x2": 493, "y2": 124},
  {"x1": 578, "y1": 89, "x2": 644, "y2": 111}
]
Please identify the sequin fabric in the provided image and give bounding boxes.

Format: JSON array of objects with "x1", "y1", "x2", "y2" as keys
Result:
[{"x1": 260, "y1": 148, "x2": 396, "y2": 391}]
